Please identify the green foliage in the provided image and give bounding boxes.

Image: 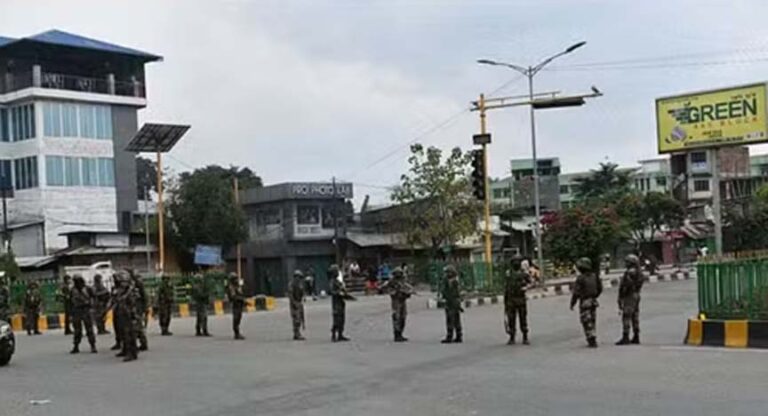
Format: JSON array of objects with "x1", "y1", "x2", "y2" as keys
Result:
[
  {"x1": 136, "y1": 156, "x2": 158, "y2": 201},
  {"x1": 391, "y1": 144, "x2": 481, "y2": 258},
  {"x1": 0, "y1": 250, "x2": 21, "y2": 283},
  {"x1": 618, "y1": 192, "x2": 684, "y2": 244},
  {"x1": 724, "y1": 205, "x2": 768, "y2": 252},
  {"x1": 574, "y1": 162, "x2": 633, "y2": 203},
  {"x1": 169, "y1": 165, "x2": 254, "y2": 256},
  {"x1": 756, "y1": 183, "x2": 768, "y2": 208},
  {"x1": 542, "y1": 205, "x2": 624, "y2": 272}
]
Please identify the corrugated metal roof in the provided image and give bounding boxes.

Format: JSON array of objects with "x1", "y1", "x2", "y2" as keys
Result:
[{"x1": 0, "y1": 29, "x2": 161, "y2": 61}]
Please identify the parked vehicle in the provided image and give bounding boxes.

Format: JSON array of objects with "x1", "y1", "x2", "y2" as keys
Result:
[
  {"x1": 0, "y1": 319, "x2": 15, "y2": 366},
  {"x1": 64, "y1": 261, "x2": 116, "y2": 290}
]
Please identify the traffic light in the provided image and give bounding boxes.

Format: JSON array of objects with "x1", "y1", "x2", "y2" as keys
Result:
[{"x1": 471, "y1": 149, "x2": 485, "y2": 200}]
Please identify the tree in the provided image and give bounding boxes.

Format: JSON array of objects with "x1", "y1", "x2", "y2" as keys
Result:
[
  {"x1": 542, "y1": 205, "x2": 624, "y2": 272},
  {"x1": 574, "y1": 162, "x2": 633, "y2": 203},
  {"x1": 193, "y1": 165, "x2": 263, "y2": 190},
  {"x1": 168, "y1": 165, "x2": 252, "y2": 258},
  {"x1": 756, "y1": 183, "x2": 768, "y2": 208},
  {"x1": 136, "y1": 156, "x2": 158, "y2": 201},
  {"x1": 619, "y1": 192, "x2": 684, "y2": 246},
  {"x1": 390, "y1": 144, "x2": 480, "y2": 259}
]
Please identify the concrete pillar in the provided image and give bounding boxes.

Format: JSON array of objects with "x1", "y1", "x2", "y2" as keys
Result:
[
  {"x1": 32, "y1": 65, "x2": 42, "y2": 88},
  {"x1": 107, "y1": 73, "x2": 116, "y2": 95}
]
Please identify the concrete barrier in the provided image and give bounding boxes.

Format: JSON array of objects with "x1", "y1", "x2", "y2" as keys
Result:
[{"x1": 685, "y1": 319, "x2": 768, "y2": 349}]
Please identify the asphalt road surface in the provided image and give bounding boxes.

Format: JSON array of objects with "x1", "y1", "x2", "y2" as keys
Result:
[{"x1": 2, "y1": 278, "x2": 766, "y2": 416}]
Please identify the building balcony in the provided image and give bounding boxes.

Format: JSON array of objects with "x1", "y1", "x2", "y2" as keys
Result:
[{"x1": 1, "y1": 65, "x2": 145, "y2": 98}]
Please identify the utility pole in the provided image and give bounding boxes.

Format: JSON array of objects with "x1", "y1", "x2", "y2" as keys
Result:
[
  {"x1": 332, "y1": 177, "x2": 341, "y2": 265},
  {"x1": 144, "y1": 185, "x2": 151, "y2": 274},
  {"x1": 711, "y1": 148, "x2": 723, "y2": 256},
  {"x1": 156, "y1": 150, "x2": 165, "y2": 274},
  {"x1": 526, "y1": 67, "x2": 545, "y2": 277},
  {"x1": 478, "y1": 94, "x2": 493, "y2": 281},
  {"x1": 234, "y1": 176, "x2": 243, "y2": 279}
]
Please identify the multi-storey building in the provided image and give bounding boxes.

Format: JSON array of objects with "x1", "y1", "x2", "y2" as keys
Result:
[{"x1": 0, "y1": 30, "x2": 160, "y2": 253}]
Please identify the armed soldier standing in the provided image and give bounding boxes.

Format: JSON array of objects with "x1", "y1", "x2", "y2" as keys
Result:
[
  {"x1": 111, "y1": 271, "x2": 139, "y2": 362},
  {"x1": 91, "y1": 274, "x2": 110, "y2": 334},
  {"x1": 226, "y1": 273, "x2": 246, "y2": 340},
  {"x1": 156, "y1": 274, "x2": 174, "y2": 336},
  {"x1": 287, "y1": 270, "x2": 306, "y2": 340},
  {"x1": 58, "y1": 275, "x2": 73, "y2": 335},
  {"x1": 381, "y1": 267, "x2": 414, "y2": 342},
  {"x1": 24, "y1": 281, "x2": 42, "y2": 335},
  {"x1": 70, "y1": 275, "x2": 97, "y2": 354},
  {"x1": 329, "y1": 264, "x2": 353, "y2": 342},
  {"x1": 109, "y1": 276, "x2": 124, "y2": 351},
  {"x1": 131, "y1": 272, "x2": 149, "y2": 350},
  {"x1": 617, "y1": 254, "x2": 643, "y2": 345},
  {"x1": 505, "y1": 255, "x2": 532, "y2": 345},
  {"x1": 0, "y1": 275, "x2": 10, "y2": 323},
  {"x1": 441, "y1": 265, "x2": 463, "y2": 344},
  {"x1": 570, "y1": 257, "x2": 603, "y2": 348},
  {"x1": 191, "y1": 273, "x2": 211, "y2": 337}
]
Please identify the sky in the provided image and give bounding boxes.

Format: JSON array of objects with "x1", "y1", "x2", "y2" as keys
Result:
[{"x1": 3, "y1": 0, "x2": 768, "y2": 206}]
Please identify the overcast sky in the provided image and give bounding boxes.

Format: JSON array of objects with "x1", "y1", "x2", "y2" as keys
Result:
[{"x1": 3, "y1": 0, "x2": 768, "y2": 205}]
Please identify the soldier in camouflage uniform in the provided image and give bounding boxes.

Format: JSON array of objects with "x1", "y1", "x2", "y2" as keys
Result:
[
  {"x1": 226, "y1": 273, "x2": 246, "y2": 340},
  {"x1": 24, "y1": 281, "x2": 42, "y2": 335},
  {"x1": 130, "y1": 272, "x2": 149, "y2": 350},
  {"x1": 287, "y1": 270, "x2": 306, "y2": 341},
  {"x1": 58, "y1": 275, "x2": 73, "y2": 335},
  {"x1": 380, "y1": 267, "x2": 414, "y2": 342},
  {"x1": 329, "y1": 264, "x2": 352, "y2": 342},
  {"x1": 156, "y1": 274, "x2": 174, "y2": 336},
  {"x1": 91, "y1": 274, "x2": 110, "y2": 335},
  {"x1": 191, "y1": 273, "x2": 211, "y2": 337},
  {"x1": 111, "y1": 271, "x2": 139, "y2": 362},
  {"x1": 441, "y1": 265, "x2": 463, "y2": 344},
  {"x1": 505, "y1": 255, "x2": 532, "y2": 345},
  {"x1": 0, "y1": 276, "x2": 10, "y2": 323},
  {"x1": 109, "y1": 277, "x2": 123, "y2": 351},
  {"x1": 70, "y1": 275, "x2": 97, "y2": 354},
  {"x1": 570, "y1": 257, "x2": 603, "y2": 348},
  {"x1": 616, "y1": 254, "x2": 643, "y2": 345}
]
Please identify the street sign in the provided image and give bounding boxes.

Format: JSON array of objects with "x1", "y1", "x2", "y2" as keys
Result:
[
  {"x1": 194, "y1": 245, "x2": 222, "y2": 266},
  {"x1": 656, "y1": 83, "x2": 768, "y2": 154},
  {"x1": 473, "y1": 133, "x2": 491, "y2": 145}
]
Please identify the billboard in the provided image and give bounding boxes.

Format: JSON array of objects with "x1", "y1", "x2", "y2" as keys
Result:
[
  {"x1": 656, "y1": 83, "x2": 768, "y2": 154},
  {"x1": 194, "y1": 245, "x2": 222, "y2": 266}
]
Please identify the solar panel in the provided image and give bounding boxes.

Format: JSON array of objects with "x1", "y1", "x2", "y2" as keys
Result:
[{"x1": 125, "y1": 123, "x2": 190, "y2": 153}]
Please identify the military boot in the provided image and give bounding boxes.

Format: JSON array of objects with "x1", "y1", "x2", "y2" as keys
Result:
[
  {"x1": 507, "y1": 335, "x2": 515, "y2": 345},
  {"x1": 90, "y1": 343, "x2": 98, "y2": 353},
  {"x1": 293, "y1": 331, "x2": 305, "y2": 341},
  {"x1": 122, "y1": 354, "x2": 137, "y2": 362},
  {"x1": 394, "y1": 331, "x2": 406, "y2": 342},
  {"x1": 454, "y1": 332, "x2": 463, "y2": 344},
  {"x1": 615, "y1": 334, "x2": 631, "y2": 345},
  {"x1": 441, "y1": 330, "x2": 453, "y2": 344},
  {"x1": 110, "y1": 343, "x2": 121, "y2": 351},
  {"x1": 337, "y1": 333, "x2": 350, "y2": 342},
  {"x1": 631, "y1": 333, "x2": 640, "y2": 345},
  {"x1": 587, "y1": 337, "x2": 598, "y2": 348},
  {"x1": 522, "y1": 333, "x2": 530, "y2": 345},
  {"x1": 234, "y1": 331, "x2": 245, "y2": 341},
  {"x1": 70, "y1": 345, "x2": 80, "y2": 354},
  {"x1": 331, "y1": 330, "x2": 338, "y2": 343}
]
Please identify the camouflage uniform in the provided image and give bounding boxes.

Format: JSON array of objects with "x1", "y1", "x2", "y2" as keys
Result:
[
  {"x1": 24, "y1": 282, "x2": 42, "y2": 335},
  {"x1": 0, "y1": 279, "x2": 10, "y2": 323},
  {"x1": 329, "y1": 265, "x2": 350, "y2": 342},
  {"x1": 112, "y1": 272, "x2": 139, "y2": 362},
  {"x1": 505, "y1": 256, "x2": 532, "y2": 345},
  {"x1": 441, "y1": 266, "x2": 463, "y2": 344},
  {"x1": 109, "y1": 282, "x2": 123, "y2": 351},
  {"x1": 58, "y1": 276, "x2": 73, "y2": 335},
  {"x1": 381, "y1": 267, "x2": 414, "y2": 342},
  {"x1": 156, "y1": 275, "x2": 174, "y2": 336},
  {"x1": 226, "y1": 273, "x2": 246, "y2": 340},
  {"x1": 287, "y1": 270, "x2": 306, "y2": 340},
  {"x1": 91, "y1": 274, "x2": 110, "y2": 335},
  {"x1": 131, "y1": 273, "x2": 149, "y2": 350},
  {"x1": 70, "y1": 276, "x2": 97, "y2": 354},
  {"x1": 191, "y1": 274, "x2": 211, "y2": 337},
  {"x1": 617, "y1": 254, "x2": 643, "y2": 345},
  {"x1": 570, "y1": 258, "x2": 603, "y2": 348}
]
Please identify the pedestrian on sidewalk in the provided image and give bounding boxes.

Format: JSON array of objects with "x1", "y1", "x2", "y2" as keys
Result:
[
  {"x1": 440, "y1": 265, "x2": 463, "y2": 344},
  {"x1": 570, "y1": 257, "x2": 602, "y2": 348},
  {"x1": 504, "y1": 255, "x2": 532, "y2": 345}
]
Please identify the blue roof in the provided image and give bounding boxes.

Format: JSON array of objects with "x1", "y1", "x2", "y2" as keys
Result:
[{"x1": 0, "y1": 30, "x2": 161, "y2": 61}]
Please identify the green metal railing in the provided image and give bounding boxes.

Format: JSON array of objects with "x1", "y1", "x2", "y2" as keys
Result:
[
  {"x1": 425, "y1": 261, "x2": 505, "y2": 295},
  {"x1": 697, "y1": 258, "x2": 768, "y2": 320}
]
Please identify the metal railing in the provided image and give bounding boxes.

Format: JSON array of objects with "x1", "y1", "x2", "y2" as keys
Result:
[
  {"x1": 1, "y1": 71, "x2": 145, "y2": 98},
  {"x1": 697, "y1": 257, "x2": 768, "y2": 320}
]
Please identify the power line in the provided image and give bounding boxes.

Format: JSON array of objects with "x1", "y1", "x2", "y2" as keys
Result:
[{"x1": 549, "y1": 56, "x2": 768, "y2": 72}]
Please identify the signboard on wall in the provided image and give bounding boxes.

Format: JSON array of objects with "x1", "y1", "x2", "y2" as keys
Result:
[
  {"x1": 656, "y1": 83, "x2": 768, "y2": 154},
  {"x1": 289, "y1": 183, "x2": 353, "y2": 199}
]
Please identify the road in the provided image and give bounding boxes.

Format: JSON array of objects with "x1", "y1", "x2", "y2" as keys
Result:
[{"x1": 1, "y1": 278, "x2": 767, "y2": 416}]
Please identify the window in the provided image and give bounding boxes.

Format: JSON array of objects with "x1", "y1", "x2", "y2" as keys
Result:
[
  {"x1": 64, "y1": 157, "x2": 81, "y2": 186},
  {"x1": 297, "y1": 205, "x2": 319, "y2": 225},
  {"x1": 8, "y1": 103, "x2": 35, "y2": 141},
  {"x1": 43, "y1": 102, "x2": 112, "y2": 139},
  {"x1": 81, "y1": 158, "x2": 98, "y2": 186},
  {"x1": 14, "y1": 156, "x2": 38, "y2": 190},
  {"x1": 559, "y1": 185, "x2": 569, "y2": 194},
  {"x1": 0, "y1": 160, "x2": 11, "y2": 190},
  {"x1": 0, "y1": 108, "x2": 8, "y2": 142},
  {"x1": 46, "y1": 156, "x2": 65, "y2": 186},
  {"x1": 690, "y1": 152, "x2": 707, "y2": 164},
  {"x1": 694, "y1": 179, "x2": 710, "y2": 192},
  {"x1": 98, "y1": 158, "x2": 114, "y2": 186},
  {"x1": 493, "y1": 189, "x2": 503, "y2": 199},
  {"x1": 656, "y1": 177, "x2": 667, "y2": 187}
]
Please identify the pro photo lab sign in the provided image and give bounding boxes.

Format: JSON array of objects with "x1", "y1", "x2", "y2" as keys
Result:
[
  {"x1": 289, "y1": 182, "x2": 353, "y2": 199},
  {"x1": 656, "y1": 83, "x2": 768, "y2": 154}
]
